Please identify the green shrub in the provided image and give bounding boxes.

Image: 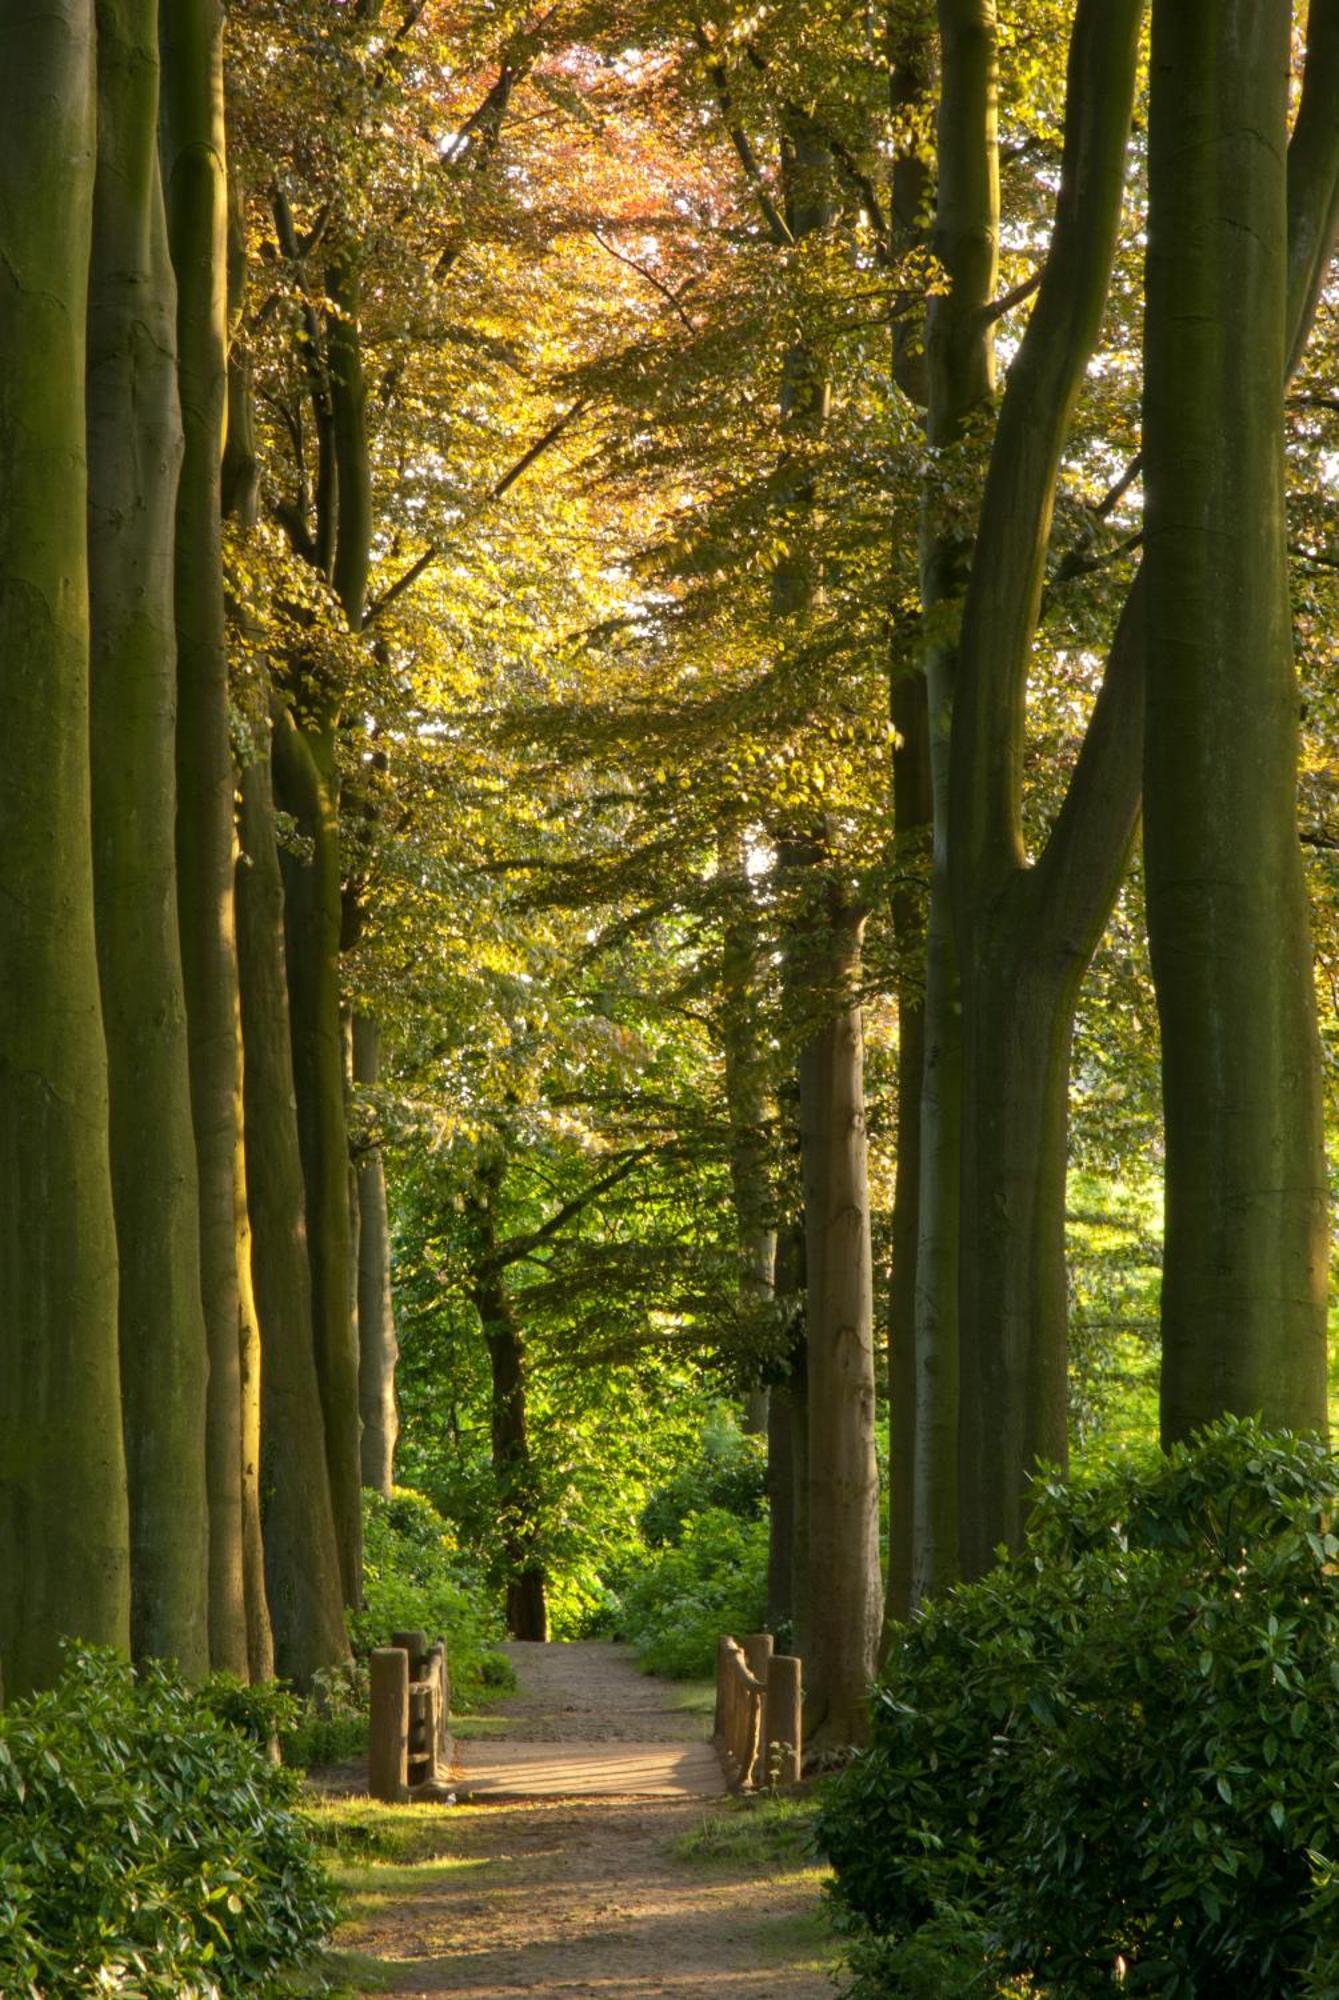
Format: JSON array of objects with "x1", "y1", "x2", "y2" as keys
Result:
[
  {"x1": 614, "y1": 1506, "x2": 768, "y2": 1677},
  {"x1": 639, "y1": 1426, "x2": 767, "y2": 1548},
  {"x1": 0, "y1": 1649, "x2": 333, "y2": 1999},
  {"x1": 350, "y1": 1486, "x2": 513, "y2": 1708},
  {"x1": 820, "y1": 1419, "x2": 1339, "y2": 1998}
]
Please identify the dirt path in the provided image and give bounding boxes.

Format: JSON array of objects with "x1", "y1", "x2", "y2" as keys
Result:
[
  {"x1": 453, "y1": 1641, "x2": 725, "y2": 1800},
  {"x1": 330, "y1": 1642, "x2": 837, "y2": 1999}
]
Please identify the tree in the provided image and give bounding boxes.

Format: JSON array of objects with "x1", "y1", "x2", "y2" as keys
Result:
[
  {"x1": 161, "y1": 0, "x2": 270, "y2": 1675},
  {"x1": 1144, "y1": 0, "x2": 1335, "y2": 1441},
  {"x1": 89, "y1": 0, "x2": 211, "y2": 1674},
  {"x1": 0, "y1": 0, "x2": 130, "y2": 1697}
]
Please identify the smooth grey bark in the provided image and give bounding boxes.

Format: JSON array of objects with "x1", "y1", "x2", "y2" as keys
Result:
[
  {"x1": 236, "y1": 734, "x2": 351, "y2": 1684},
  {"x1": 912, "y1": 0, "x2": 999, "y2": 1602},
  {"x1": 0, "y1": 0, "x2": 131, "y2": 1698},
  {"x1": 717, "y1": 827, "x2": 778, "y2": 1442},
  {"x1": 1145, "y1": 0, "x2": 1329, "y2": 1440},
  {"x1": 274, "y1": 718, "x2": 363, "y2": 1605},
  {"x1": 765, "y1": 117, "x2": 882, "y2": 1746},
  {"x1": 354, "y1": 1014, "x2": 399, "y2": 1495},
  {"x1": 160, "y1": 0, "x2": 254, "y2": 1674},
  {"x1": 467, "y1": 1157, "x2": 549, "y2": 1642},
  {"x1": 89, "y1": 0, "x2": 210, "y2": 1674},
  {"x1": 794, "y1": 882, "x2": 881, "y2": 1745},
  {"x1": 220, "y1": 176, "x2": 278, "y2": 1684},
  {"x1": 883, "y1": 3, "x2": 933, "y2": 1641},
  {"x1": 947, "y1": 0, "x2": 1144, "y2": 1575}
]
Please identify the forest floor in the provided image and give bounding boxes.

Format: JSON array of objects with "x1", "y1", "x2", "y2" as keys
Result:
[{"x1": 305, "y1": 1641, "x2": 839, "y2": 1999}]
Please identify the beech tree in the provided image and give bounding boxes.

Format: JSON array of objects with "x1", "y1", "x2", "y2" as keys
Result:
[
  {"x1": 90, "y1": 0, "x2": 211, "y2": 1675},
  {"x1": 0, "y1": 0, "x2": 130, "y2": 1700},
  {"x1": 1144, "y1": 0, "x2": 1337, "y2": 1442},
  {"x1": 161, "y1": 0, "x2": 271, "y2": 1676}
]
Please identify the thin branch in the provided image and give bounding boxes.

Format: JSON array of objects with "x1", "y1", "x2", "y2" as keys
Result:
[
  {"x1": 1290, "y1": 541, "x2": 1339, "y2": 573},
  {"x1": 591, "y1": 230, "x2": 697, "y2": 330},
  {"x1": 692, "y1": 25, "x2": 793, "y2": 249},
  {"x1": 490, "y1": 1144, "x2": 660, "y2": 1271},
  {"x1": 489, "y1": 395, "x2": 589, "y2": 501},
  {"x1": 981, "y1": 268, "x2": 1043, "y2": 323},
  {"x1": 362, "y1": 398, "x2": 591, "y2": 622},
  {"x1": 363, "y1": 545, "x2": 438, "y2": 624}
]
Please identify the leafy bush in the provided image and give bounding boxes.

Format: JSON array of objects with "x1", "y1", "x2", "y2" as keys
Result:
[
  {"x1": 350, "y1": 1486, "x2": 513, "y2": 1708},
  {"x1": 820, "y1": 1419, "x2": 1339, "y2": 1998},
  {"x1": 614, "y1": 1506, "x2": 768, "y2": 1677},
  {"x1": 0, "y1": 1649, "x2": 333, "y2": 1999},
  {"x1": 640, "y1": 1424, "x2": 767, "y2": 1548}
]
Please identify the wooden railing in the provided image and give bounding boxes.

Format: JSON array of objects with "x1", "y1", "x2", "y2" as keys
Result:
[
  {"x1": 714, "y1": 1631, "x2": 802, "y2": 1790},
  {"x1": 369, "y1": 1627, "x2": 451, "y2": 1802}
]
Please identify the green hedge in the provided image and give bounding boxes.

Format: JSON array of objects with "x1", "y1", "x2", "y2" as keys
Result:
[
  {"x1": 614, "y1": 1506, "x2": 769, "y2": 1678},
  {"x1": 350, "y1": 1486, "x2": 513, "y2": 1709},
  {"x1": 820, "y1": 1420, "x2": 1339, "y2": 1998},
  {"x1": 0, "y1": 1650, "x2": 332, "y2": 1999}
]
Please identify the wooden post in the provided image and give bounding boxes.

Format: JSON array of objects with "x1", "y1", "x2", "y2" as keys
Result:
[
  {"x1": 713, "y1": 1633, "x2": 730, "y2": 1741},
  {"x1": 765, "y1": 1654, "x2": 802, "y2": 1787},
  {"x1": 427, "y1": 1639, "x2": 450, "y2": 1770},
  {"x1": 743, "y1": 1633, "x2": 773, "y2": 1787},
  {"x1": 392, "y1": 1628, "x2": 428, "y2": 1678},
  {"x1": 726, "y1": 1639, "x2": 743, "y2": 1767},
  {"x1": 369, "y1": 1646, "x2": 409, "y2": 1802}
]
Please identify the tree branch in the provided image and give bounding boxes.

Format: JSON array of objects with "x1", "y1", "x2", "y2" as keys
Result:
[
  {"x1": 362, "y1": 398, "x2": 590, "y2": 621},
  {"x1": 490, "y1": 1145, "x2": 660, "y2": 1271},
  {"x1": 692, "y1": 26, "x2": 793, "y2": 249}
]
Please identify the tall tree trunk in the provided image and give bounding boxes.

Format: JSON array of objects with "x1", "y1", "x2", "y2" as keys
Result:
[
  {"x1": 796, "y1": 885, "x2": 881, "y2": 1745},
  {"x1": 354, "y1": 1014, "x2": 399, "y2": 1495},
  {"x1": 948, "y1": 0, "x2": 1144, "y2": 1575},
  {"x1": 274, "y1": 718, "x2": 363, "y2": 1605},
  {"x1": 766, "y1": 1378, "x2": 796, "y2": 1636},
  {"x1": 237, "y1": 738, "x2": 351, "y2": 1683},
  {"x1": 469, "y1": 1157, "x2": 548, "y2": 1641},
  {"x1": 769, "y1": 120, "x2": 882, "y2": 1744},
  {"x1": 718, "y1": 827, "x2": 777, "y2": 1440},
  {"x1": 883, "y1": 4, "x2": 933, "y2": 1641},
  {"x1": 160, "y1": 0, "x2": 253, "y2": 1673},
  {"x1": 1144, "y1": 0, "x2": 1328, "y2": 1439},
  {"x1": 486, "y1": 1299, "x2": 549, "y2": 1644},
  {"x1": 270, "y1": 238, "x2": 371, "y2": 1606},
  {"x1": 0, "y1": 0, "x2": 130, "y2": 1699},
  {"x1": 772, "y1": 1213, "x2": 810, "y2": 1656},
  {"x1": 221, "y1": 176, "x2": 276, "y2": 1682},
  {"x1": 886, "y1": 676, "x2": 930, "y2": 1631},
  {"x1": 89, "y1": 0, "x2": 210, "y2": 1674},
  {"x1": 912, "y1": 0, "x2": 999, "y2": 1601}
]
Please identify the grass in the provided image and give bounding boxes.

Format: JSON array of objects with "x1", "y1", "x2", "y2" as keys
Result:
[
  {"x1": 300, "y1": 1794, "x2": 467, "y2": 1866},
  {"x1": 279, "y1": 1946, "x2": 397, "y2": 1996},
  {"x1": 669, "y1": 1677, "x2": 716, "y2": 1715},
  {"x1": 672, "y1": 1788, "x2": 825, "y2": 1872},
  {"x1": 292, "y1": 1796, "x2": 490, "y2": 1995}
]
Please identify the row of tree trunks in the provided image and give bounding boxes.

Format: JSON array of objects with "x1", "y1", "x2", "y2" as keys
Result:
[{"x1": 0, "y1": 0, "x2": 375, "y2": 1696}]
